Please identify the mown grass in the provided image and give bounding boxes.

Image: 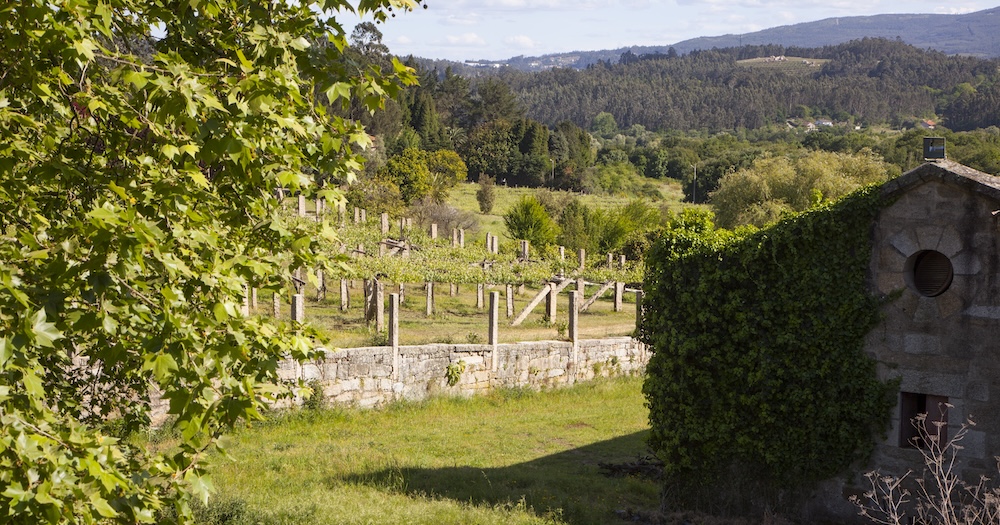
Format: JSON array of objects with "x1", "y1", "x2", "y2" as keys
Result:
[{"x1": 199, "y1": 376, "x2": 657, "y2": 525}]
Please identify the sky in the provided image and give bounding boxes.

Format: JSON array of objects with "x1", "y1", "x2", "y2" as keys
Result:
[{"x1": 345, "y1": 0, "x2": 999, "y2": 62}]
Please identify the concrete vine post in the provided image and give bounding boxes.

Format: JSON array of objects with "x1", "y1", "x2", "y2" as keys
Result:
[{"x1": 489, "y1": 291, "x2": 500, "y2": 371}]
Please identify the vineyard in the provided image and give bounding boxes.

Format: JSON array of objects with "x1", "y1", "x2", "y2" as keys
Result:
[{"x1": 269, "y1": 195, "x2": 646, "y2": 348}]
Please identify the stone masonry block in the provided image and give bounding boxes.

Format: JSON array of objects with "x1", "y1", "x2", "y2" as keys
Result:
[
  {"x1": 937, "y1": 226, "x2": 963, "y2": 257},
  {"x1": 888, "y1": 231, "x2": 919, "y2": 258},
  {"x1": 951, "y1": 252, "x2": 983, "y2": 276},
  {"x1": 915, "y1": 226, "x2": 943, "y2": 252},
  {"x1": 903, "y1": 334, "x2": 942, "y2": 355}
]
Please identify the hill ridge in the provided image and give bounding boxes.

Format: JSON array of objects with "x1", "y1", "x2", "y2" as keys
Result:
[{"x1": 452, "y1": 7, "x2": 1000, "y2": 72}]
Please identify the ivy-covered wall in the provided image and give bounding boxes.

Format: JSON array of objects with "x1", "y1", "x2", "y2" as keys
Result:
[{"x1": 640, "y1": 185, "x2": 896, "y2": 512}]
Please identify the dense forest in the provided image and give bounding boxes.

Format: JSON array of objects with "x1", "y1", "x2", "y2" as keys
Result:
[
  {"x1": 498, "y1": 39, "x2": 1000, "y2": 132},
  {"x1": 342, "y1": 26, "x2": 1000, "y2": 223}
]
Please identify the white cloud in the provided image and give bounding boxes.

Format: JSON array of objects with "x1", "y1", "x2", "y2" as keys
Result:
[
  {"x1": 444, "y1": 32, "x2": 488, "y2": 46},
  {"x1": 444, "y1": 13, "x2": 480, "y2": 26},
  {"x1": 932, "y1": 6, "x2": 979, "y2": 14},
  {"x1": 504, "y1": 35, "x2": 536, "y2": 49},
  {"x1": 395, "y1": 35, "x2": 413, "y2": 45},
  {"x1": 479, "y1": 0, "x2": 606, "y2": 10}
]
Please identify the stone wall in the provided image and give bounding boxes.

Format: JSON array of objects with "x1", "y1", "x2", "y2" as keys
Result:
[
  {"x1": 281, "y1": 337, "x2": 648, "y2": 408},
  {"x1": 809, "y1": 161, "x2": 1000, "y2": 522}
]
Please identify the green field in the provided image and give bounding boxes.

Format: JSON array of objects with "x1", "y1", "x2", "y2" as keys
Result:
[
  {"x1": 197, "y1": 377, "x2": 658, "y2": 525},
  {"x1": 736, "y1": 56, "x2": 829, "y2": 75},
  {"x1": 445, "y1": 179, "x2": 687, "y2": 246}
]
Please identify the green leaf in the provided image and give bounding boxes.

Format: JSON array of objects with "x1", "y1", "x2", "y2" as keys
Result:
[
  {"x1": 213, "y1": 302, "x2": 229, "y2": 323},
  {"x1": 185, "y1": 471, "x2": 215, "y2": 506},
  {"x1": 1, "y1": 483, "x2": 29, "y2": 502},
  {"x1": 123, "y1": 70, "x2": 148, "y2": 89},
  {"x1": 101, "y1": 313, "x2": 118, "y2": 334},
  {"x1": 21, "y1": 368, "x2": 44, "y2": 399},
  {"x1": 184, "y1": 166, "x2": 210, "y2": 188},
  {"x1": 73, "y1": 38, "x2": 96, "y2": 61},
  {"x1": 147, "y1": 353, "x2": 178, "y2": 381},
  {"x1": 89, "y1": 493, "x2": 118, "y2": 518},
  {"x1": 324, "y1": 82, "x2": 351, "y2": 103},
  {"x1": 32, "y1": 309, "x2": 62, "y2": 347},
  {"x1": 235, "y1": 49, "x2": 253, "y2": 72},
  {"x1": 161, "y1": 144, "x2": 180, "y2": 160},
  {"x1": 0, "y1": 338, "x2": 9, "y2": 367},
  {"x1": 179, "y1": 144, "x2": 200, "y2": 158}
]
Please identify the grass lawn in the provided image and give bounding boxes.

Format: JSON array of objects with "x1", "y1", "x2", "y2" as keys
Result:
[{"x1": 199, "y1": 376, "x2": 657, "y2": 525}]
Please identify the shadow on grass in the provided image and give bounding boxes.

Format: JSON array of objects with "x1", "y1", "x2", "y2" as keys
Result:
[{"x1": 332, "y1": 430, "x2": 660, "y2": 525}]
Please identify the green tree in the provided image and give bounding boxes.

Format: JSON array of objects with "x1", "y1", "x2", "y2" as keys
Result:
[
  {"x1": 435, "y1": 66, "x2": 471, "y2": 128},
  {"x1": 462, "y1": 120, "x2": 515, "y2": 183},
  {"x1": 424, "y1": 149, "x2": 467, "y2": 204},
  {"x1": 710, "y1": 150, "x2": 895, "y2": 228},
  {"x1": 0, "y1": 0, "x2": 417, "y2": 522},
  {"x1": 468, "y1": 77, "x2": 524, "y2": 128},
  {"x1": 407, "y1": 89, "x2": 451, "y2": 151},
  {"x1": 378, "y1": 148, "x2": 432, "y2": 204},
  {"x1": 503, "y1": 197, "x2": 560, "y2": 249},
  {"x1": 557, "y1": 199, "x2": 594, "y2": 253},
  {"x1": 591, "y1": 111, "x2": 619, "y2": 138}
]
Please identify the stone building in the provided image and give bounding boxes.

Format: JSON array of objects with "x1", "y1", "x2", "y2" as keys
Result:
[
  {"x1": 868, "y1": 159, "x2": 1000, "y2": 464},
  {"x1": 820, "y1": 159, "x2": 1000, "y2": 519}
]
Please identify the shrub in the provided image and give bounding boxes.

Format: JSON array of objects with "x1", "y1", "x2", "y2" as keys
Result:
[
  {"x1": 345, "y1": 177, "x2": 405, "y2": 217},
  {"x1": 408, "y1": 200, "x2": 479, "y2": 234},
  {"x1": 476, "y1": 175, "x2": 497, "y2": 214},
  {"x1": 641, "y1": 186, "x2": 895, "y2": 514},
  {"x1": 557, "y1": 198, "x2": 594, "y2": 253},
  {"x1": 425, "y1": 149, "x2": 468, "y2": 204},
  {"x1": 534, "y1": 188, "x2": 574, "y2": 217},
  {"x1": 503, "y1": 196, "x2": 560, "y2": 249}
]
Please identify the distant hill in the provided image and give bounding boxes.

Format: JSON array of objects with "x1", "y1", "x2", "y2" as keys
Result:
[
  {"x1": 450, "y1": 7, "x2": 1000, "y2": 72},
  {"x1": 671, "y1": 7, "x2": 1000, "y2": 58}
]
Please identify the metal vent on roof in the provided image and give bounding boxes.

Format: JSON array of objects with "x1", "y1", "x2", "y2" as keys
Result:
[
  {"x1": 923, "y1": 137, "x2": 946, "y2": 161},
  {"x1": 911, "y1": 250, "x2": 953, "y2": 297}
]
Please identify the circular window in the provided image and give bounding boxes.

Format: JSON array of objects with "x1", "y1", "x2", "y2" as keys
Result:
[{"x1": 907, "y1": 250, "x2": 953, "y2": 297}]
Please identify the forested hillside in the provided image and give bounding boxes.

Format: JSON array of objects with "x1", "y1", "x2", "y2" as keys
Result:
[
  {"x1": 495, "y1": 39, "x2": 1000, "y2": 132},
  {"x1": 342, "y1": 27, "x2": 1000, "y2": 232}
]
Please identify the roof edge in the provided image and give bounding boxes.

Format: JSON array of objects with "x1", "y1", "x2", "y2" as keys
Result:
[{"x1": 881, "y1": 160, "x2": 1000, "y2": 201}]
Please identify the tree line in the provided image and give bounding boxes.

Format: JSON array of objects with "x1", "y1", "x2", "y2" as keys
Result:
[
  {"x1": 501, "y1": 38, "x2": 1000, "y2": 132},
  {"x1": 338, "y1": 30, "x2": 1000, "y2": 221}
]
